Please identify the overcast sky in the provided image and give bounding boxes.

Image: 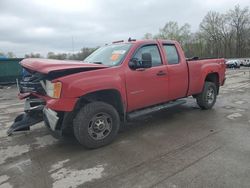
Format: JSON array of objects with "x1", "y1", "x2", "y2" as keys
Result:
[{"x1": 0, "y1": 0, "x2": 249, "y2": 57}]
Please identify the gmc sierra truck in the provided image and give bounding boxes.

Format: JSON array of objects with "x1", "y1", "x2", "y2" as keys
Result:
[{"x1": 8, "y1": 39, "x2": 226, "y2": 148}]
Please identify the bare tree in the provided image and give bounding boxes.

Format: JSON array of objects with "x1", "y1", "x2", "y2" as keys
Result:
[
  {"x1": 25, "y1": 53, "x2": 42, "y2": 58},
  {"x1": 0, "y1": 52, "x2": 5, "y2": 57},
  {"x1": 199, "y1": 11, "x2": 223, "y2": 57},
  {"x1": 143, "y1": 33, "x2": 153, "y2": 39},
  {"x1": 47, "y1": 52, "x2": 67, "y2": 60},
  {"x1": 7, "y1": 52, "x2": 16, "y2": 58},
  {"x1": 219, "y1": 14, "x2": 234, "y2": 57},
  {"x1": 144, "y1": 5, "x2": 250, "y2": 58},
  {"x1": 227, "y1": 5, "x2": 250, "y2": 57},
  {"x1": 46, "y1": 48, "x2": 96, "y2": 60},
  {"x1": 155, "y1": 21, "x2": 191, "y2": 45}
]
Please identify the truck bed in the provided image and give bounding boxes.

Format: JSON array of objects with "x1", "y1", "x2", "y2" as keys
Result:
[{"x1": 187, "y1": 58, "x2": 226, "y2": 96}]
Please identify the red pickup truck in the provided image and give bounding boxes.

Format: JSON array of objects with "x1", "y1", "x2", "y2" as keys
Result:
[{"x1": 8, "y1": 39, "x2": 226, "y2": 148}]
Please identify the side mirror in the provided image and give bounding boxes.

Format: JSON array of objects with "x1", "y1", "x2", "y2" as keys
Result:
[
  {"x1": 129, "y1": 53, "x2": 152, "y2": 70},
  {"x1": 141, "y1": 53, "x2": 152, "y2": 68},
  {"x1": 128, "y1": 58, "x2": 139, "y2": 70}
]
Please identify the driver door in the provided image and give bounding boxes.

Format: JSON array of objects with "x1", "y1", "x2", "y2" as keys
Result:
[{"x1": 125, "y1": 44, "x2": 169, "y2": 112}]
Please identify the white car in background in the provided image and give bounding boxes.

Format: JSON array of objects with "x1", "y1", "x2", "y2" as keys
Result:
[
  {"x1": 226, "y1": 60, "x2": 241, "y2": 68},
  {"x1": 242, "y1": 59, "x2": 250, "y2": 67}
]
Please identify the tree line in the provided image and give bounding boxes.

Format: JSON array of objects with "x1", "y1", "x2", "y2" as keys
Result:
[
  {"x1": 24, "y1": 47, "x2": 97, "y2": 60},
  {"x1": 144, "y1": 5, "x2": 250, "y2": 58},
  {"x1": 0, "y1": 48, "x2": 96, "y2": 60},
  {"x1": 0, "y1": 52, "x2": 16, "y2": 58}
]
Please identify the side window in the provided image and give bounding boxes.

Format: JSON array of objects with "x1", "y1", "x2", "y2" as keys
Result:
[
  {"x1": 133, "y1": 45, "x2": 162, "y2": 67},
  {"x1": 163, "y1": 45, "x2": 179, "y2": 65}
]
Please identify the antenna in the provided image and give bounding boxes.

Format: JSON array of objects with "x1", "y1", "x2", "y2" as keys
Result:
[{"x1": 112, "y1": 40, "x2": 124, "y2": 44}]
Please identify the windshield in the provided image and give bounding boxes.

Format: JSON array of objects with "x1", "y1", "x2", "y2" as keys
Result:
[{"x1": 84, "y1": 43, "x2": 132, "y2": 66}]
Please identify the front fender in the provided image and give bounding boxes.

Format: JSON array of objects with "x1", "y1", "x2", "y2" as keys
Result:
[{"x1": 57, "y1": 67, "x2": 127, "y2": 106}]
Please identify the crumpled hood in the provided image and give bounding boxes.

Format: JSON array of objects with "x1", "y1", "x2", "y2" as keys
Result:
[{"x1": 20, "y1": 58, "x2": 108, "y2": 74}]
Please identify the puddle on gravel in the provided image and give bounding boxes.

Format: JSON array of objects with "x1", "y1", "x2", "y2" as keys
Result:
[
  {"x1": 34, "y1": 135, "x2": 58, "y2": 149},
  {"x1": 227, "y1": 113, "x2": 243, "y2": 120},
  {"x1": 235, "y1": 109, "x2": 246, "y2": 112},
  {"x1": 0, "y1": 144, "x2": 30, "y2": 165},
  {"x1": 49, "y1": 159, "x2": 70, "y2": 173},
  {"x1": 0, "y1": 175, "x2": 13, "y2": 188},
  {"x1": 7, "y1": 159, "x2": 32, "y2": 173},
  {"x1": 49, "y1": 160, "x2": 105, "y2": 188},
  {"x1": 0, "y1": 182, "x2": 12, "y2": 188},
  {"x1": 0, "y1": 175, "x2": 10, "y2": 184},
  {"x1": 223, "y1": 106, "x2": 234, "y2": 109},
  {"x1": 234, "y1": 100, "x2": 246, "y2": 105}
]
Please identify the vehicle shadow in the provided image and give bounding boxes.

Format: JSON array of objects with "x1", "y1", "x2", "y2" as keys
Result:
[{"x1": 58, "y1": 102, "x2": 202, "y2": 149}]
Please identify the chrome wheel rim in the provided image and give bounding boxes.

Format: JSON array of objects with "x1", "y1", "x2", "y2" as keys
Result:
[
  {"x1": 88, "y1": 112, "x2": 112, "y2": 140},
  {"x1": 206, "y1": 87, "x2": 215, "y2": 105}
]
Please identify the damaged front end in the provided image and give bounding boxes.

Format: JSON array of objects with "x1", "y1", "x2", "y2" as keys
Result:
[
  {"x1": 8, "y1": 59, "x2": 108, "y2": 136},
  {"x1": 7, "y1": 71, "x2": 47, "y2": 135}
]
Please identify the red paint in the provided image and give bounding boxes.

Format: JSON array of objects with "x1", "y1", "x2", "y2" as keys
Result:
[
  {"x1": 20, "y1": 40, "x2": 226, "y2": 113},
  {"x1": 20, "y1": 58, "x2": 108, "y2": 74}
]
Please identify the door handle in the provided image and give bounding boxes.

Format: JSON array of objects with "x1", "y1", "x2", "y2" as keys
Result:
[{"x1": 156, "y1": 70, "x2": 167, "y2": 76}]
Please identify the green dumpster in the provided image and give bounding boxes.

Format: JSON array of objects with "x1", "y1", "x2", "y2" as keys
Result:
[{"x1": 0, "y1": 58, "x2": 23, "y2": 84}]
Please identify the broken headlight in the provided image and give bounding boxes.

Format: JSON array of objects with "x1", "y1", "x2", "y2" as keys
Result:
[{"x1": 43, "y1": 80, "x2": 62, "y2": 98}]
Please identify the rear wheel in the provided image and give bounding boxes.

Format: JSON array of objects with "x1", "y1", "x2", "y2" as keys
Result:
[
  {"x1": 196, "y1": 82, "x2": 217, "y2": 110},
  {"x1": 73, "y1": 101, "x2": 120, "y2": 149}
]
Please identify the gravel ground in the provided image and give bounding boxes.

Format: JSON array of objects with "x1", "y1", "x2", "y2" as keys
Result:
[{"x1": 0, "y1": 68, "x2": 250, "y2": 188}]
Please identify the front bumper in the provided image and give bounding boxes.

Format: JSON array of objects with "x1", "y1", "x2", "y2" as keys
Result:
[
  {"x1": 7, "y1": 97, "x2": 64, "y2": 137},
  {"x1": 10, "y1": 78, "x2": 76, "y2": 136},
  {"x1": 17, "y1": 77, "x2": 77, "y2": 112},
  {"x1": 10, "y1": 74, "x2": 75, "y2": 137}
]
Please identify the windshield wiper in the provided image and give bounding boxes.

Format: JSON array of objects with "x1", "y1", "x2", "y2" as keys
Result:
[{"x1": 90, "y1": 61, "x2": 103, "y2": 64}]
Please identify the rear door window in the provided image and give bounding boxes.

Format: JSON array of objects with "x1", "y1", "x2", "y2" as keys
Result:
[{"x1": 163, "y1": 45, "x2": 179, "y2": 65}]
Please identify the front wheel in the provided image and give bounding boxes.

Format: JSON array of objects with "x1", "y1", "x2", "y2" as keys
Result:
[
  {"x1": 196, "y1": 82, "x2": 217, "y2": 110},
  {"x1": 73, "y1": 101, "x2": 120, "y2": 149}
]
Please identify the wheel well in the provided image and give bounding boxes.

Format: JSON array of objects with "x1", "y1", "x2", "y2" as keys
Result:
[
  {"x1": 60, "y1": 89, "x2": 125, "y2": 135},
  {"x1": 78, "y1": 89, "x2": 125, "y2": 121},
  {"x1": 205, "y1": 73, "x2": 219, "y2": 94}
]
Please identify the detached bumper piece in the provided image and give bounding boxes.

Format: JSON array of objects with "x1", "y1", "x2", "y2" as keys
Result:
[
  {"x1": 7, "y1": 98, "x2": 45, "y2": 136},
  {"x1": 43, "y1": 108, "x2": 59, "y2": 131}
]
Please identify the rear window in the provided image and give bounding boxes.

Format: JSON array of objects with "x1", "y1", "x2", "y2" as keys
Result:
[{"x1": 163, "y1": 45, "x2": 179, "y2": 65}]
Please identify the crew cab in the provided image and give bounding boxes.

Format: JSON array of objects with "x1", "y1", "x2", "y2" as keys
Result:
[{"x1": 8, "y1": 39, "x2": 226, "y2": 148}]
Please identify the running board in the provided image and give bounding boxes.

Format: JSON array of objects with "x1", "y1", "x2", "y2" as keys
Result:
[{"x1": 127, "y1": 100, "x2": 186, "y2": 120}]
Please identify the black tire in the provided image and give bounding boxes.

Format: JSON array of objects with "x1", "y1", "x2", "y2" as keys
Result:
[
  {"x1": 73, "y1": 101, "x2": 120, "y2": 149},
  {"x1": 196, "y1": 82, "x2": 217, "y2": 110}
]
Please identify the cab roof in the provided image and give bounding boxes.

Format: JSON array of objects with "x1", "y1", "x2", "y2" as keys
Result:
[{"x1": 112, "y1": 39, "x2": 177, "y2": 45}]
